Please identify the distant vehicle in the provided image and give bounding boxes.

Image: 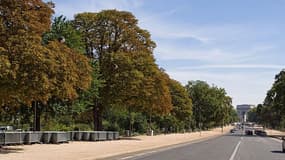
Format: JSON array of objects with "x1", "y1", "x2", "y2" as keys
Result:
[
  {"x1": 245, "y1": 129, "x2": 253, "y2": 135},
  {"x1": 230, "y1": 128, "x2": 238, "y2": 133},
  {"x1": 254, "y1": 129, "x2": 267, "y2": 136}
]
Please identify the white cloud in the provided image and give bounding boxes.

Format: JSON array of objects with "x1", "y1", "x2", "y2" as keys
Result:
[
  {"x1": 155, "y1": 45, "x2": 255, "y2": 64},
  {"x1": 136, "y1": 9, "x2": 213, "y2": 43},
  {"x1": 154, "y1": 42, "x2": 277, "y2": 65}
]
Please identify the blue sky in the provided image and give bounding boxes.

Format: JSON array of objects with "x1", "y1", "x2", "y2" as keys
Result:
[{"x1": 49, "y1": 0, "x2": 285, "y2": 107}]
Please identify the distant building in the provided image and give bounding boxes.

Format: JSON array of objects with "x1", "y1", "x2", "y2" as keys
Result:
[{"x1": 236, "y1": 104, "x2": 255, "y2": 122}]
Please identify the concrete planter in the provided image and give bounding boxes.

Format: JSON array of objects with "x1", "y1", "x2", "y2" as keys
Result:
[
  {"x1": 82, "y1": 132, "x2": 90, "y2": 141},
  {"x1": 0, "y1": 132, "x2": 4, "y2": 145},
  {"x1": 113, "y1": 132, "x2": 119, "y2": 140},
  {"x1": 97, "y1": 131, "x2": 107, "y2": 141},
  {"x1": 41, "y1": 132, "x2": 53, "y2": 144},
  {"x1": 73, "y1": 131, "x2": 83, "y2": 141},
  {"x1": 89, "y1": 132, "x2": 98, "y2": 141},
  {"x1": 24, "y1": 132, "x2": 42, "y2": 144},
  {"x1": 51, "y1": 132, "x2": 69, "y2": 144},
  {"x1": 107, "y1": 131, "x2": 114, "y2": 140},
  {"x1": 68, "y1": 131, "x2": 74, "y2": 141},
  {"x1": 3, "y1": 132, "x2": 25, "y2": 145}
]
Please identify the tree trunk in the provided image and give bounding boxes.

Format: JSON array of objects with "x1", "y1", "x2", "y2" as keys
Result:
[
  {"x1": 33, "y1": 101, "x2": 41, "y2": 131},
  {"x1": 128, "y1": 108, "x2": 131, "y2": 134},
  {"x1": 93, "y1": 105, "x2": 99, "y2": 131},
  {"x1": 98, "y1": 110, "x2": 103, "y2": 130},
  {"x1": 93, "y1": 100, "x2": 103, "y2": 131},
  {"x1": 93, "y1": 106, "x2": 102, "y2": 131}
]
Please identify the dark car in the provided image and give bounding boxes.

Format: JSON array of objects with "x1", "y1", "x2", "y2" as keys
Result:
[
  {"x1": 230, "y1": 128, "x2": 237, "y2": 133},
  {"x1": 245, "y1": 130, "x2": 253, "y2": 135}
]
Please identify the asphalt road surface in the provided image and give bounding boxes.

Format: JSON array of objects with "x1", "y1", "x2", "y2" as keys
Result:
[{"x1": 106, "y1": 130, "x2": 285, "y2": 160}]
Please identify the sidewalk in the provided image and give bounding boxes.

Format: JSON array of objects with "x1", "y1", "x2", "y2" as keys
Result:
[
  {"x1": 0, "y1": 126, "x2": 232, "y2": 160},
  {"x1": 265, "y1": 128, "x2": 285, "y2": 136}
]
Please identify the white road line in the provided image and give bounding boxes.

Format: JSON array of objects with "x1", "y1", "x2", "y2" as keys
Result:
[
  {"x1": 120, "y1": 155, "x2": 135, "y2": 160},
  {"x1": 271, "y1": 137, "x2": 282, "y2": 143},
  {"x1": 119, "y1": 135, "x2": 225, "y2": 160},
  {"x1": 229, "y1": 139, "x2": 242, "y2": 160}
]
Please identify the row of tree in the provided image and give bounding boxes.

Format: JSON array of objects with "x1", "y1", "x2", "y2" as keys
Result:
[
  {"x1": 248, "y1": 70, "x2": 285, "y2": 130},
  {"x1": 0, "y1": 0, "x2": 238, "y2": 134}
]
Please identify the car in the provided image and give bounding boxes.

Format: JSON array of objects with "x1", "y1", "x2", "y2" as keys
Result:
[
  {"x1": 254, "y1": 130, "x2": 267, "y2": 136},
  {"x1": 245, "y1": 129, "x2": 253, "y2": 135},
  {"x1": 230, "y1": 128, "x2": 237, "y2": 133}
]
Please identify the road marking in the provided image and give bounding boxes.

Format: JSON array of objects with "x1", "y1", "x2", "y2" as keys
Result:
[
  {"x1": 119, "y1": 135, "x2": 226, "y2": 160},
  {"x1": 229, "y1": 139, "x2": 242, "y2": 160},
  {"x1": 120, "y1": 156, "x2": 135, "y2": 160},
  {"x1": 271, "y1": 137, "x2": 282, "y2": 143}
]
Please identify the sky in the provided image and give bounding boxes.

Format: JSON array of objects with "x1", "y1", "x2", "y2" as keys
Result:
[{"x1": 48, "y1": 0, "x2": 285, "y2": 107}]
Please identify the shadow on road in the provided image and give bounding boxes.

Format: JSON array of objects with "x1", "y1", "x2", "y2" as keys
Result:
[
  {"x1": 225, "y1": 134, "x2": 260, "y2": 137},
  {"x1": 119, "y1": 137, "x2": 142, "y2": 141},
  {"x1": 225, "y1": 133, "x2": 270, "y2": 138},
  {"x1": 0, "y1": 147, "x2": 24, "y2": 154},
  {"x1": 271, "y1": 150, "x2": 285, "y2": 154}
]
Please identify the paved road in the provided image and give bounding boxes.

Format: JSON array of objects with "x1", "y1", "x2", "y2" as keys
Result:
[{"x1": 107, "y1": 130, "x2": 285, "y2": 160}]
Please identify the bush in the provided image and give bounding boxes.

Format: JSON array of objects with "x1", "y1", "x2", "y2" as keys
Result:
[{"x1": 73, "y1": 123, "x2": 93, "y2": 131}]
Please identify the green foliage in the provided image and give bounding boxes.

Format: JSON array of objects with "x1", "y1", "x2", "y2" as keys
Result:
[
  {"x1": 43, "y1": 15, "x2": 84, "y2": 53},
  {"x1": 167, "y1": 79, "x2": 193, "y2": 131},
  {"x1": 185, "y1": 80, "x2": 235, "y2": 130},
  {"x1": 229, "y1": 108, "x2": 239, "y2": 123},
  {"x1": 257, "y1": 70, "x2": 285, "y2": 129},
  {"x1": 103, "y1": 107, "x2": 148, "y2": 133},
  {"x1": 247, "y1": 107, "x2": 258, "y2": 122},
  {"x1": 73, "y1": 10, "x2": 172, "y2": 130}
]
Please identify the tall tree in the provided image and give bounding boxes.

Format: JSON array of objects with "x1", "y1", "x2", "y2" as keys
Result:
[
  {"x1": 0, "y1": 0, "x2": 92, "y2": 130},
  {"x1": 185, "y1": 80, "x2": 234, "y2": 130},
  {"x1": 186, "y1": 81, "x2": 213, "y2": 129},
  {"x1": 261, "y1": 70, "x2": 285, "y2": 129},
  {"x1": 73, "y1": 10, "x2": 171, "y2": 131},
  {"x1": 0, "y1": 0, "x2": 54, "y2": 106},
  {"x1": 168, "y1": 79, "x2": 193, "y2": 131}
]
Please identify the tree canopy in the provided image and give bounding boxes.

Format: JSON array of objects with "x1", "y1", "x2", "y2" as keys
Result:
[
  {"x1": 73, "y1": 10, "x2": 172, "y2": 130},
  {"x1": 185, "y1": 80, "x2": 236, "y2": 129},
  {"x1": 0, "y1": 1, "x2": 237, "y2": 133},
  {"x1": 255, "y1": 70, "x2": 285, "y2": 129},
  {"x1": 0, "y1": 0, "x2": 92, "y2": 109},
  {"x1": 0, "y1": 0, "x2": 93, "y2": 131}
]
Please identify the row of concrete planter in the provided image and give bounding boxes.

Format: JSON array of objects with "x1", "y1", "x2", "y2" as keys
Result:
[
  {"x1": 71, "y1": 131, "x2": 119, "y2": 141},
  {"x1": 0, "y1": 131, "x2": 119, "y2": 145}
]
